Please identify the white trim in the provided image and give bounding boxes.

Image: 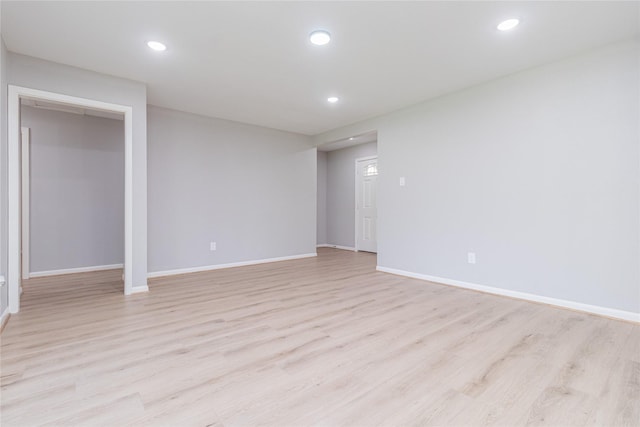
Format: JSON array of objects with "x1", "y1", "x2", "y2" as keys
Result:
[
  {"x1": 316, "y1": 244, "x2": 357, "y2": 252},
  {"x1": 376, "y1": 266, "x2": 640, "y2": 323},
  {"x1": 8, "y1": 87, "x2": 20, "y2": 313},
  {"x1": 122, "y1": 106, "x2": 134, "y2": 296},
  {"x1": 354, "y1": 155, "x2": 378, "y2": 253},
  {"x1": 0, "y1": 307, "x2": 10, "y2": 331},
  {"x1": 148, "y1": 253, "x2": 317, "y2": 279},
  {"x1": 129, "y1": 285, "x2": 149, "y2": 294},
  {"x1": 29, "y1": 264, "x2": 123, "y2": 278},
  {"x1": 21, "y1": 127, "x2": 30, "y2": 280},
  {"x1": 8, "y1": 85, "x2": 134, "y2": 312}
]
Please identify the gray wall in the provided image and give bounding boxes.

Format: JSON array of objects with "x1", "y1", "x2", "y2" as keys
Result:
[
  {"x1": 7, "y1": 53, "x2": 148, "y2": 290},
  {"x1": 1, "y1": 35, "x2": 8, "y2": 314},
  {"x1": 21, "y1": 106, "x2": 124, "y2": 273},
  {"x1": 314, "y1": 39, "x2": 640, "y2": 314},
  {"x1": 147, "y1": 106, "x2": 316, "y2": 273},
  {"x1": 326, "y1": 142, "x2": 377, "y2": 248},
  {"x1": 317, "y1": 151, "x2": 327, "y2": 245}
]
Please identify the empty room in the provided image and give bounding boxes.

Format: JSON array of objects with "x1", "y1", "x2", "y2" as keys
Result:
[{"x1": 0, "y1": 2, "x2": 638, "y2": 426}]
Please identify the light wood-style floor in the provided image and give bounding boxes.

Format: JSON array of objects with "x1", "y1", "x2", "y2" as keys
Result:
[{"x1": 1, "y1": 248, "x2": 638, "y2": 426}]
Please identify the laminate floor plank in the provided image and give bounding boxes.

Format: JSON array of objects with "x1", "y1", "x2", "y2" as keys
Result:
[{"x1": 1, "y1": 248, "x2": 637, "y2": 426}]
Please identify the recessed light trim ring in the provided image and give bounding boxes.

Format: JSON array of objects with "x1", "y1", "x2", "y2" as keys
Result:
[
  {"x1": 147, "y1": 40, "x2": 167, "y2": 51},
  {"x1": 310, "y1": 30, "x2": 331, "y2": 45},
  {"x1": 497, "y1": 18, "x2": 520, "y2": 31}
]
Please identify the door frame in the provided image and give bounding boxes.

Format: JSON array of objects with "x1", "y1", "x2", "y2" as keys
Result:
[
  {"x1": 354, "y1": 155, "x2": 378, "y2": 252},
  {"x1": 20, "y1": 127, "x2": 30, "y2": 280},
  {"x1": 7, "y1": 85, "x2": 134, "y2": 313}
]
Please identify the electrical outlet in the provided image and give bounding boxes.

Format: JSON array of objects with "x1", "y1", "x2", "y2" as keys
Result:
[
  {"x1": 467, "y1": 252, "x2": 476, "y2": 264},
  {"x1": 399, "y1": 177, "x2": 406, "y2": 187},
  {"x1": 210, "y1": 242, "x2": 217, "y2": 251}
]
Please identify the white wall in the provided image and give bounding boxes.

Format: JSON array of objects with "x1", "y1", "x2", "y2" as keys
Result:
[
  {"x1": 147, "y1": 106, "x2": 316, "y2": 273},
  {"x1": 21, "y1": 106, "x2": 124, "y2": 273},
  {"x1": 6, "y1": 53, "x2": 148, "y2": 290},
  {"x1": 326, "y1": 142, "x2": 377, "y2": 249},
  {"x1": 314, "y1": 39, "x2": 640, "y2": 315},
  {"x1": 317, "y1": 151, "x2": 327, "y2": 245}
]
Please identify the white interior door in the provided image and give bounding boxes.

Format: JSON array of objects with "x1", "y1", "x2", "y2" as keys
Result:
[{"x1": 356, "y1": 156, "x2": 378, "y2": 253}]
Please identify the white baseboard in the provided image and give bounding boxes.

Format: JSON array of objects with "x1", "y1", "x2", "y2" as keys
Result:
[
  {"x1": 29, "y1": 264, "x2": 124, "y2": 278},
  {"x1": 128, "y1": 285, "x2": 149, "y2": 294},
  {"x1": 376, "y1": 266, "x2": 640, "y2": 324},
  {"x1": 148, "y1": 253, "x2": 318, "y2": 279},
  {"x1": 317, "y1": 244, "x2": 356, "y2": 252},
  {"x1": 0, "y1": 307, "x2": 10, "y2": 332}
]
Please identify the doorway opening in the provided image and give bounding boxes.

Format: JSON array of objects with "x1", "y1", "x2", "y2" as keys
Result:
[
  {"x1": 7, "y1": 86, "x2": 134, "y2": 313},
  {"x1": 21, "y1": 99, "x2": 125, "y2": 281},
  {"x1": 316, "y1": 131, "x2": 378, "y2": 254}
]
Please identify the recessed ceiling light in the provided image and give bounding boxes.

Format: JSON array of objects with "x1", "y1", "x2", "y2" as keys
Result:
[
  {"x1": 349, "y1": 137, "x2": 354, "y2": 140},
  {"x1": 310, "y1": 30, "x2": 331, "y2": 46},
  {"x1": 327, "y1": 97, "x2": 339, "y2": 103},
  {"x1": 147, "y1": 41, "x2": 167, "y2": 51},
  {"x1": 497, "y1": 18, "x2": 520, "y2": 31}
]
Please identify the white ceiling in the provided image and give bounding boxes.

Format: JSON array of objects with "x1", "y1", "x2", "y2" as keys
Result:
[
  {"x1": 319, "y1": 131, "x2": 378, "y2": 152},
  {"x1": 2, "y1": 1, "x2": 638, "y2": 136}
]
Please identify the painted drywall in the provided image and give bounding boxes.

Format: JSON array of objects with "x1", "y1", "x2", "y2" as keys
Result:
[
  {"x1": 0, "y1": 35, "x2": 8, "y2": 315},
  {"x1": 326, "y1": 142, "x2": 377, "y2": 249},
  {"x1": 314, "y1": 39, "x2": 640, "y2": 315},
  {"x1": 147, "y1": 106, "x2": 316, "y2": 273},
  {"x1": 6, "y1": 53, "x2": 147, "y2": 290},
  {"x1": 317, "y1": 151, "x2": 327, "y2": 245},
  {"x1": 20, "y1": 106, "x2": 124, "y2": 273}
]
